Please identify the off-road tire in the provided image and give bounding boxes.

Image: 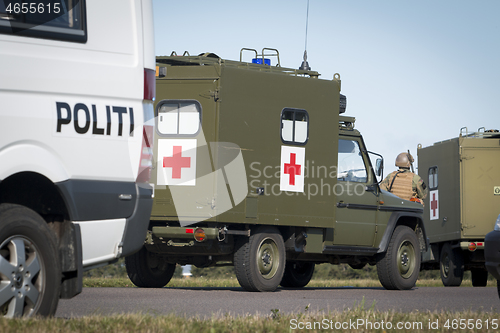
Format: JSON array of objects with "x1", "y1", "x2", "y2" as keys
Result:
[
  {"x1": 497, "y1": 280, "x2": 500, "y2": 299},
  {"x1": 234, "y1": 226, "x2": 285, "y2": 292},
  {"x1": 0, "y1": 203, "x2": 61, "y2": 317},
  {"x1": 440, "y1": 243, "x2": 463, "y2": 287},
  {"x1": 280, "y1": 262, "x2": 315, "y2": 288},
  {"x1": 376, "y1": 225, "x2": 420, "y2": 290},
  {"x1": 125, "y1": 245, "x2": 175, "y2": 288},
  {"x1": 471, "y1": 268, "x2": 488, "y2": 287}
]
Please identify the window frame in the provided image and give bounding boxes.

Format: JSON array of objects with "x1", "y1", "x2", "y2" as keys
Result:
[
  {"x1": 280, "y1": 107, "x2": 309, "y2": 146},
  {"x1": 0, "y1": 0, "x2": 87, "y2": 43},
  {"x1": 428, "y1": 166, "x2": 438, "y2": 190},
  {"x1": 155, "y1": 99, "x2": 202, "y2": 137}
]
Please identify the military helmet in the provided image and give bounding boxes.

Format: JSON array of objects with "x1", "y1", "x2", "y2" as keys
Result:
[{"x1": 395, "y1": 152, "x2": 413, "y2": 168}]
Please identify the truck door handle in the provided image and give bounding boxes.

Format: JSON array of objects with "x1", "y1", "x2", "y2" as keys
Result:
[{"x1": 337, "y1": 202, "x2": 348, "y2": 208}]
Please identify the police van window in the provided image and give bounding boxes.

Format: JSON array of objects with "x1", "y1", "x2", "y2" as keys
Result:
[
  {"x1": 281, "y1": 108, "x2": 308, "y2": 145},
  {"x1": 0, "y1": 0, "x2": 86, "y2": 42},
  {"x1": 428, "y1": 166, "x2": 438, "y2": 190},
  {"x1": 157, "y1": 100, "x2": 201, "y2": 136},
  {"x1": 337, "y1": 139, "x2": 368, "y2": 183}
]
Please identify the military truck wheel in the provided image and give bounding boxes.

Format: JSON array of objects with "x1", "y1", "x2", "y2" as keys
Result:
[
  {"x1": 376, "y1": 225, "x2": 420, "y2": 290},
  {"x1": 471, "y1": 268, "x2": 488, "y2": 287},
  {"x1": 440, "y1": 243, "x2": 463, "y2": 287},
  {"x1": 125, "y1": 245, "x2": 175, "y2": 288},
  {"x1": 234, "y1": 226, "x2": 285, "y2": 292},
  {"x1": 280, "y1": 262, "x2": 315, "y2": 288},
  {"x1": 0, "y1": 204, "x2": 61, "y2": 317}
]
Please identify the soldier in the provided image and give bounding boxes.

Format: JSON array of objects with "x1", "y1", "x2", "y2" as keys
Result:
[{"x1": 380, "y1": 152, "x2": 428, "y2": 204}]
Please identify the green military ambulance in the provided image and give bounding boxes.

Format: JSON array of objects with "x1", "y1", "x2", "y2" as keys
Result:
[
  {"x1": 419, "y1": 128, "x2": 500, "y2": 286},
  {"x1": 125, "y1": 49, "x2": 427, "y2": 292}
]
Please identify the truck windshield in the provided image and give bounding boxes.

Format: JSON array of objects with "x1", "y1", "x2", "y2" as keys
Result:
[{"x1": 337, "y1": 139, "x2": 367, "y2": 183}]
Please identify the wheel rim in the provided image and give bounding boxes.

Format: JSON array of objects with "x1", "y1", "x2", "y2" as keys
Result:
[
  {"x1": 257, "y1": 238, "x2": 280, "y2": 280},
  {"x1": 0, "y1": 236, "x2": 44, "y2": 317},
  {"x1": 397, "y1": 240, "x2": 416, "y2": 279}
]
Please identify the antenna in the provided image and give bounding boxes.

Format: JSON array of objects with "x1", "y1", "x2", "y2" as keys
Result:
[{"x1": 299, "y1": 0, "x2": 311, "y2": 71}]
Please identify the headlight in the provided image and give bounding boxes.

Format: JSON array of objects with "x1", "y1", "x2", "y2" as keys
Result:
[{"x1": 495, "y1": 214, "x2": 500, "y2": 231}]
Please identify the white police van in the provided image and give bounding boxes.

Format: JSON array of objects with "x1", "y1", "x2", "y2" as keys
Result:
[{"x1": 0, "y1": 0, "x2": 155, "y2": 317}]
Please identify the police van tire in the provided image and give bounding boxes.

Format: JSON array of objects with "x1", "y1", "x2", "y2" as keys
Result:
[
  {"x1": 471, "y1": 268, "x2": 488, "y2": 287},
  {"x1": 234, "y1": 226, "x2": 285, "y2": 292},
  {"x1": 0, "y1": 203, "x2": 61, "y2": 317},
  {"x1": 280, "y1": 262, "x2": 315, "y2": 288},
  {"x1": 125, "y1": 246, "x2": 175, "y2": 288},
  {"x1": 376, "y1": 225, "x2": 420, "y2": 290},
  {"x1": 439, "y1": 243, "x2": 463, "y2": 287}
]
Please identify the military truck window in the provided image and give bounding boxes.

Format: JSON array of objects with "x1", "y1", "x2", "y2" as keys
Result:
[
  {"x1": 280, "y1": 108, "x2": 308, "y2": 145},
  {"x1": 157, "y1": 100, "x2": 201, "y2": 136},
  {"x1": 0, "y1": 0, "x2": 87, "y2": 43},
  {"x1": 337, "y1": 139, "x2": 368, "y2": 183},
  {"x1": 428, "y1": 166, "x2": 438, "y2": 190}
]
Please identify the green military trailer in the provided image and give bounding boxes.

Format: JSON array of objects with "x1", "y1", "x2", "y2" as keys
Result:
[
  {"x1": 125, "y1": 49, "x2": 427, "y2": 292},
  {"x1": 419, "y1": 128, "x2": 500, "y2": 286}
]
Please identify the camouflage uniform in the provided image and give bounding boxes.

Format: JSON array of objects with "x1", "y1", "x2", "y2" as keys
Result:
[{"x1": 380, "y1": 168, "x2": 428, "y2": 204}]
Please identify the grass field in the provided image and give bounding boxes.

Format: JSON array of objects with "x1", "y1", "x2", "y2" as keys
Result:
[{"x1": 1, "y1": 300, "x2": 499, "y2": 332}]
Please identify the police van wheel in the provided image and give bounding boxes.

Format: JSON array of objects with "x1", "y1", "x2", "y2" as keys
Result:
[
  {"x1": 280, "y1": 262, "x2": 315, "y2": 288},
  {"x1": 234, "y1": 226, "x2": 285, "y2": 292},
  {"x1": 125, "y1": 246, "x2": 175, "y2": 288},
  {"x1": 0, "y1": 204, "x2": 61, "y2": 317},
  {"x1": 471, "y1": 268, "x2": 488, "y2": 287},
  {"x1": 439, "y1": 243, "x2": 463, "y2": 287},
  {"x1": 376, "y1": 225, "x2": 420, "y2": 290}
]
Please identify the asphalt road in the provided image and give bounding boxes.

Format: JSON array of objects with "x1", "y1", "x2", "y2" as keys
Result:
[{"x1": 56, "y1": 286, "x2": 500, "y2": 318}]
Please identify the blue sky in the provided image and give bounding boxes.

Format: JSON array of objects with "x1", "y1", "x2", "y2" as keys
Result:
[{"x1": 152, "y1": 0, "x2": 500, "y2": 174}]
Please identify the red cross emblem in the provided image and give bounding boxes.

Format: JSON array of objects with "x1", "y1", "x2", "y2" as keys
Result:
[
  {"x1": 163, "y1": 145, "x2": 191, "y2": 179},
  {"x1": 284, "y1": 153, "x2": 302, "y2": 186},
  {"x1": 430, "y1": 192, "x2": 438, "y2": 218}
]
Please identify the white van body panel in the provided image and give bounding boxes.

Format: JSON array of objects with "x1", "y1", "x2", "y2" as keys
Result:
[{"x1": 0, "y1": 0, "x2": 155, "y2": 310}]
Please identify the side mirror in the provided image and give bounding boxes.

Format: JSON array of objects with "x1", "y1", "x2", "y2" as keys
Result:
[{"x1": 375, "y1": 158, "x2": 384, "y2": 177}]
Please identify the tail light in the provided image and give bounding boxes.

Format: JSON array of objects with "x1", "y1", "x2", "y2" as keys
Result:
[
  {"x1": 194, "y1": 228, "x2": 206, "y2": 242},
  {"x1": 136, "y1": 68, "x2": 155, "y2": 183},
  {"x1": 144, "y1": 68, "x2": 156, "y2": 101}
]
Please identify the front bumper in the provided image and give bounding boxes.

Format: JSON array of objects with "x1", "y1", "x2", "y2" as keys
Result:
[{"x1": 484, "y1": 230, "x2": 500, "y2": 280}]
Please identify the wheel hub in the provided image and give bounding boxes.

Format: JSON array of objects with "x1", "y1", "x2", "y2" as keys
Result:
[
  {"x1": 257, "y1": 238, "x2": 280, "y2": 280},
  {"x1": 1, "y1": 236, "x2": 42, "y2": 317},
  {"x1": 397, "y1": 241, "x2": 415, "y2": 279},
  {"x1": 401, "y1": 252, "x2": 409, "y2": 266},
  {"x1": 261, "y1": 252, "x2": 271, "y2": 266},
  {"x1": 13, "y1": 272, "x2": 24, "y2": 289}
]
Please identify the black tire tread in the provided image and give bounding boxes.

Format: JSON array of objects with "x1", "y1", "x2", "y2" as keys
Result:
[
  {"x1": 233, "y1": 226, "x2": 285, "y2": 292},
  {"x1": 280, "y1": 262, "x2": 315, "y2": 288},
  {"x1": 125, "y1": 246, "x2": 175, "y2": 288},
  {"x1": 471, "y1": 268, "x2": 488, "y2": 287},
  {"x1": 440, "y1": 243, "x2": 464, "y2": 287},
  {"x1": 0, "y1": 203, "x2": 61, "y2": 317},
  {"x1": 376, "y1": 225, "x2": 420, "y2": 290}
]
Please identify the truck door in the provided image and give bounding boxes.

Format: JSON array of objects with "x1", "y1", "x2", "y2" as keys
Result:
[
  {"x1": 334, "y1": 138, "x2": 378, "y2": 246},
  {"x1": 461, "y1": 143, "x2": 500, "y2": 238}
]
